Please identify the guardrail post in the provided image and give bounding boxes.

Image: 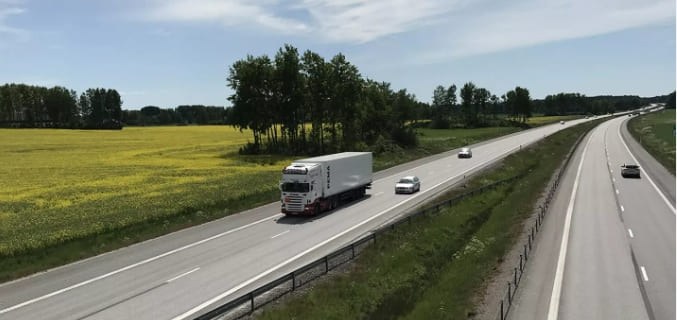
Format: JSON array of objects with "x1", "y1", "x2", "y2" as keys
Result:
[
  {"x1": 514, "y1": 267, "x2": 518, "y2": 287},
  {"x1": 500, "y1": 300, "x2": 505, "y2": 320},
  {"x1": 519, "y1": 254, "x2": 523, "y2": 273},
  {"x1": 351, "y1": 243, "x2": 355, "y2": 258},
  {"x1": 249, "y1": 292, "x2": 255, "y2": 313},
  {"x1": 292, "y1": 271, "x2": 296, "y2": 290},
  {"x1": 508, "y1": 282, "x2": 512, "y2": 305},
  {"x1": 524, "y1": 245, "x2": 528, "y2": 261},
  {"x1": 528, "y1": 234, "x2": 532, "y2": 251},
  {"x1": 324, "y1": 256, "x2": 329, "y2": 273}
]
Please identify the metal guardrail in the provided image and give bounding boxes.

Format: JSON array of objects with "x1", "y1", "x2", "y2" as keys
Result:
[
  {"x1": 196, "y1": 173, "x2": 526, "y2": 320},
  {"x1": 495, "y1": 127, "x2": 591, "y2": 320}
]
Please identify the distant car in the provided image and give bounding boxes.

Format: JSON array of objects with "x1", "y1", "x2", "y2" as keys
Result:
[
  {"x1": 560, "y1": 121, "x2": 565, "y2": 125},
  {"x1": 458, "y1": 147, "x2": 472, "y2": 158},
  {"x1": 395, "y1": 176, "x2": 420, "y2": 194},
  {"x1": 621, "y1": 164, "x2": 640, "y2": 178}
]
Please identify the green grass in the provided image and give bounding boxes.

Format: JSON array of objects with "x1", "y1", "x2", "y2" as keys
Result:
[
  {"x1": 627, "y1": 109, "x2": 675, "y2": 175},
  {"x1": 256, "y1": 120, "x2": 601, "y2": 320},
  {"x1": 373, "y1": 127, "x2": 521, "y2": 171}
]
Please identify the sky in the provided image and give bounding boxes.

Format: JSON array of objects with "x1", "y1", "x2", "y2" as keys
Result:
[{"x1": 0, "y1": 0, "x2": 675, "y2": 109}]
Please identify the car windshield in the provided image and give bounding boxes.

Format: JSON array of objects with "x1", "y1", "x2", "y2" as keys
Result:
[
  {"x1": 461, "y1": 148, "x2": 469, "y2": 152},
  {"x1": 624, "y1": 165, "x2": 639, "y2": 169},
  {"x1": 280, "y1": 182, "x2": 310, "y2": 193},
  {"x1": 398, "y1": 178, "x2": 413, "y2": 184}
]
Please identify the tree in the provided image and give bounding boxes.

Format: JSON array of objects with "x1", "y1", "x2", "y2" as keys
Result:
[
  {"x1": 328, "y1": 53, "x2": 362, "y2": 149},
  {"x1": 460, "y1": 82, "x2": 477, "y2": 126},
  {"x1": 274, "y1": 44, "x2": 305, "y2": 150},
  {"x1": 227, "y1": 55, "x2": 275, "y2": 150},
  {"x1": 505, "y1": 86, "x2": 532, "y2": 123},
  {"x1": 666, "y1": 91, "x2": 676, "y2": 109},
  {"x1": 301, "y1": 50, "x2": 330, "y2": 152}
]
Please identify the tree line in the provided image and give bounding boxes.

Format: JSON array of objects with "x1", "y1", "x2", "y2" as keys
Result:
[
  {"x1": 121, "y1": 105, "x2": 229, "y2": 126},
  {"x1": 227, "y1": 44, "x2": 422, "y2": 155},
  {"x1": 426, "y1": 83, "x2": 533, "y2": 129},
  {"x1": 0, "y1": 83, "x2": 122, "y2": 129}
]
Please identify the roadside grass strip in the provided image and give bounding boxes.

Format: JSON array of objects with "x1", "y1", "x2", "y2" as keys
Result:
[{"x1": 627, "y1": 109, "x2": 675, "y2": 175}]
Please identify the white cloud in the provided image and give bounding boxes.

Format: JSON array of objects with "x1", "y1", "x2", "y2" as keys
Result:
[
  {"x1": 138, "y1": 0, "x2": 675, "y2": 60},
  {"x1": 140, "y1": 0, "x2": 308, "y2": 33},
  {"x1": 297, "y1": 0, "x2": 461, "y2": 43},
  {"x1": 0, "y1": 5, "x2": 27, "y2": 37},
  {"x1": 423, "y1": 0, "x2": 676, "y2": 60}
]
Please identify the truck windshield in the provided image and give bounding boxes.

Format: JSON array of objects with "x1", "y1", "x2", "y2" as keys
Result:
[{"x1": 281, "y1": 182, "x2": 310, "y2": 193}]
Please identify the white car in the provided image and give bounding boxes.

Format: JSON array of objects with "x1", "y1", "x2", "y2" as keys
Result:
[
  {"x1": 458, "y1": 147, "x2": 472, "y2": 158},
  {"x1": 560, "y1": 120, "x2": 565, "y2": 125},
  {"x1": 395, "y1": 176, "x2": 420, "y2": 194}
]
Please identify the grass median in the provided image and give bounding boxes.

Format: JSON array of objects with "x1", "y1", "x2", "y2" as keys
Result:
[
  {"x1": 256, "y1": 119, "x2": 602, "y2": 320},
  {"x1": 627, "y1": 109, "x2": 675, "y2": 175}
]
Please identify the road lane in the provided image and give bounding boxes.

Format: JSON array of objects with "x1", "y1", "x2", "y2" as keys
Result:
[
  {"x1": 510, "y1": 111, "x2": 674, "y2": 320},
  {"x1": 0, "y1": 117, "x2": 605, "y2": 320},
  {"x1": 557, "y1": 121, "x2": 648, "y2": 319},
  {"x1": 605, "y1": 118, "x2": 676, "y2": 320}
]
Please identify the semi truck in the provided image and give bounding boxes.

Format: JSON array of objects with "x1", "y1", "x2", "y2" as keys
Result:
[{"x1": 279, "y1": 152, "x2": 372, "y2": 215}]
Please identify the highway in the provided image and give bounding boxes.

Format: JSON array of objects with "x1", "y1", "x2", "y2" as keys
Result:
[
  {"x1": 510, "y1": 113, "x2": 675, "y2": 320},
  {"x1": 0, "y1": 116, "x2": 608, "y2": 320}
]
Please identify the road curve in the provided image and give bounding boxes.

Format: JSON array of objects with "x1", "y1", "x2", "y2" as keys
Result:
[
  {"x1": 0, "y1": 116, "x2": 608, "y2": 320},
  {"x1": 510, "y1": 113, "x2": 675, "y2": 320}
]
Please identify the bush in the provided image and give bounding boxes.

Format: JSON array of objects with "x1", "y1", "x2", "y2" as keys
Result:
[
  {"x1": 430, "y1": 118, "x2": 451, "y2": 129},
  {"x1": 391, "y1": 127, "x2": 418, "y2": 147}
]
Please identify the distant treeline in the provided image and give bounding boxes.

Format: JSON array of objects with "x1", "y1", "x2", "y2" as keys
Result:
[
  {"x1": 0, "y1": 83, "x2": 122, "y2": 129},
  {"x1": 121, "y1": 105, "x2": 230, "y2": 126},
  {"x1": 532, "y1": 93, "x2": 673, "y2": 115},
  {"x1": 423, "y1": 84, "x2": 532, "y2": 129}
]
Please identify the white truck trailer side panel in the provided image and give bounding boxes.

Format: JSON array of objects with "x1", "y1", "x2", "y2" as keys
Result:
[{"x1": 296, "y1": 152, "x2": 372, "y2": 197}]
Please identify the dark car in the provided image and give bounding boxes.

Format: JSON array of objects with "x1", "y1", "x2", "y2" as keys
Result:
[{"x1": 621, "y1": 164, "x2": 640, "y2": 178}]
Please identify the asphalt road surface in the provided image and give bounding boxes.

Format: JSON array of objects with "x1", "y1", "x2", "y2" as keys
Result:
[
  {"x1": 510, "y1": 112, "x2": 675, "y2": 320},
  {"x1": 0, "y1": 116, "x2": 614, "y2": 320}
]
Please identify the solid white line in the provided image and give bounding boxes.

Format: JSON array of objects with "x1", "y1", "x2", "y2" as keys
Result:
[
  {"x1": 617, "y1": 125, "x2": 676, "y2": 213},
  {"x1": 628, "y1": 229, "x2": 634, "y2": 238},
  {"x1": 0, "y1": 213, "x2": 282, "y2": 315},
  {"x1": 621, "y1": 205, "x2": 625, "y2": 212},
  {"x1": 270, "y1": 230, "x2": 290, "y2": 239},
  {"x1": 640, "y1": 266, "x2": 649, "y2": 281},
  {"x1": 547, "y1": 130, "x2": 594, "y2": 320},
  {"x1": 374, "y1": 191, "x2": 384, "y2": 197},
  {"x1": 172, "y1": 145, "x2": 525, "y2": 320},
  {"x1": 167, "y1": 268, "x2": 200, "y2": 283}
]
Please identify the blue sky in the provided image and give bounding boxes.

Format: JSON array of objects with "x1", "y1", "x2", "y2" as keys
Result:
[{"x1": 0, "y1": 0, "x2": 674, "y2": 109}]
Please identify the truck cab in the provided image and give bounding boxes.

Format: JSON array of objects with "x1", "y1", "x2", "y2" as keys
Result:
[{"x1": 280, "y1": 163, "x2": 322, "y2": 214}]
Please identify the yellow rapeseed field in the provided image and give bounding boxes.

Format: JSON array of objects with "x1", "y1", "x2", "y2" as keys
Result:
[{"x1": 0, "y1": 126, "x2": 294, "y2": 256}]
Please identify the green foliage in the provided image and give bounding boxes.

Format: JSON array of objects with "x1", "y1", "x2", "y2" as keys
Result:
[
  {"x1": 227, "y1": 45, "x2": 421, "y2": 155},
  {"x1": 666, "y1": 91, "x2": 675, "y2": 109}
]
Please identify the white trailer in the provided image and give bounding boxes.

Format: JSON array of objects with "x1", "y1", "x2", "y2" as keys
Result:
[{"x1": 279, "y1": 152, "x2": 372, "y2": 215}]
